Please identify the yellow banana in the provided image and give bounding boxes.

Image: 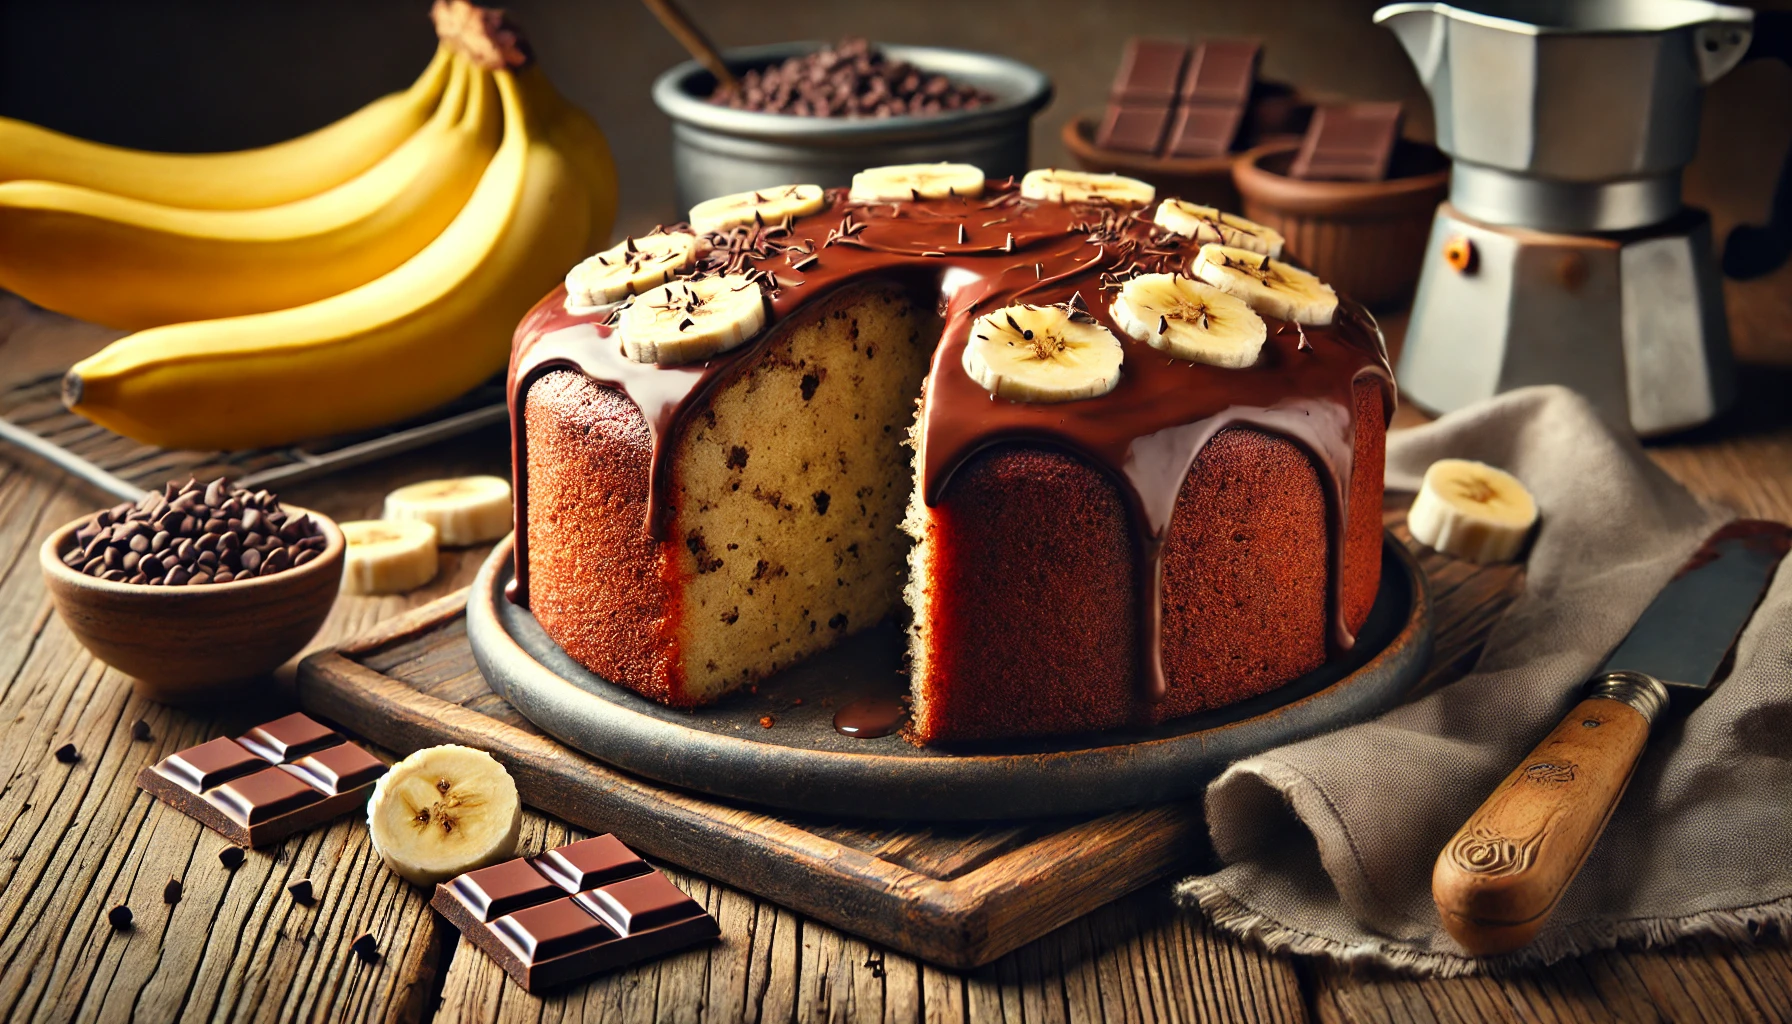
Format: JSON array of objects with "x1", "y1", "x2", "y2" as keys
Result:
[
  {"x1": 64, "y1": 67, "x2": 592, "y2": 451},
  {"x1": 540, "y1": 80, "x2": 620, "y2": 251},
  {"x1": 0, "y1": 46, "x2": 454, "y2": 210},
  {"x1": 0, "y1": 59, "x2": 500, "y2": 331}
]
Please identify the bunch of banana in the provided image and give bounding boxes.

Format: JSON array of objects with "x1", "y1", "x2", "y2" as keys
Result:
[{"x1": 46, "y1": 1, "x2": 618, "y2": 451}]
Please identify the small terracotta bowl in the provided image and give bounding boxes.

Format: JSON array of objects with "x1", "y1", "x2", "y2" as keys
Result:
[
  {"x1": 1232, "y1": 138, "x2": 1450, "y2": 308},
  {"x1": 39, "y1": 505, "x2": 344, "y2": 705}
]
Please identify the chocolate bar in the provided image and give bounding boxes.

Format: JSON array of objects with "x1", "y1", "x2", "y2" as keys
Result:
[
  {"x1": 1181, "y1": 39, "x2": 1261, "y2": 105},
  {"x1": 433, "y1": 835, "x2": 719, "y2": 992},
  {"x1": 1095, "y1": 103, "x2": 1172, "y2": 154},
  {"x1": 1289, "y1": 102, "x2": 1403, "y2": 182},
  {"x1": 136, "y1": 712, "x2": 386, "y2": 847},
  {"x1": 1164, "y1": 103, "x2": 1246, "y2": 159},
  {"x1": 1110, "y1": 38, "x2": 1189, "y2": 104}
]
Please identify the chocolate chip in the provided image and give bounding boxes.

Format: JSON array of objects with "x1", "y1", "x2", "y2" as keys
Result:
[
  {"x1": 287, "y1": 878, "x2": 315, "y2": 905},
  {"x1": 163, "y1": 877, "x2": 183, "y2": 904},
  {"x1": 54, "y1": 742, "x2": 78, "y2": 764},
  {"x1": 350, "y1": 931, "x2": 379, "y2": 964},
  {"x1": 707, "y1": 37, "x2": 992, "y2": 118},
  {"x1": 131, "y1": 719, "x2": 152, "y2": 741},
  {"x1": 108, "y1": 905, "x2": 133, "y2": 930},
  {"x1": 204, "y1": 479, "x2": 227, "y2": 506},
  {"x1": 218, "y1": 845, "x2": 245, "y2": 869},
  {"x1": 240, "y1": 548, "x2": 262, "y2": 573}
]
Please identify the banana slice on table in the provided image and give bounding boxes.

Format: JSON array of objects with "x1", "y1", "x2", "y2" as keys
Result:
[
  {"x1": 619, "y1": 274, "x2": 766, "y2": 366},
  {"x1": 564, "y1": 231, "x2": 698, "y2": 312},
  {"x1": 1191, "y1": 243, "x2": 1338, "y2": 326},
  {"x1": 849, "y1": 162, "x2": 985, "y2": 201},
  {"x1": 1019, "y1": 169, "x2": 1155, "y2": 206},
  {"x1": 964, "y1": 302, "x2": 1124, "y2": 403},
  {"x1": 688, "y1": 184, "x2": 826, "y2": 234},
  {"x1": 1407, "y1": 459, "x2": 1538, "y2": 564},
  {"x1": 383, "y1": 475, "x2": 512, "y2": 546},
  {"x1": 1154, "y1": 199, "x2": 1284, "y2": 258},
  {"x1": 367, "y1": 744, "x2": 521, "y2": 886},
  {"x1": 1111, "y1": 273, "x2": 1267, "y2": 369},
  {"x1": 341, "y1": 518, "x2": 439, "y2": 595}
]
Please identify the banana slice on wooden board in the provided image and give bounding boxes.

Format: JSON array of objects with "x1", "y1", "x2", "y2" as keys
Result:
[
  {"x1": 1407, "y1": 459, "x2": 1539, "y2": 564},
  {"x1": 564, "y1": 231, "x2": 698, "y2": 312},
  {"x1": 964, "y1": 301, "x2": 1124, "y2": 403},
  {"x1": 367, "y1": 744, "x2": 521, "y2": 886},
  {"x1": 341, "y1": 518, "x2": 438, "y2": 595},
  {"x1": 849, "y1": 162, "x2": 986, "y2": 201},
  {"x1": 1019, "y1": 169, "x2": 1155, "y2": 206},
  {"x1": 1154, "y1": 199, "x2": 1285, "y2": 258},
  {"x1": 383, "y1": 475, "x2": 512, "y2": 546},
  {"x1": 618, "y1": 274, "x2": 767, "y2": 366},
  {"x1": 1111, "y1": 273, "x2": 1267, "y2": 368},
  {"x1": 1191, "y1": 243, "x2": 1338, "y2": 326},
  {"x1": 688, "y1": 184, "x2": 825, "y2": 234}
]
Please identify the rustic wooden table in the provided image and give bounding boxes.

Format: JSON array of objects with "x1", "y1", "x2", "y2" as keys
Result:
[{"x1": 2, "y1": 310, "x2": 1790, "y2": 1022}]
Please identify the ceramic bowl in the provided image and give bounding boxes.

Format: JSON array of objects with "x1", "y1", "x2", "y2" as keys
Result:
[
  {"x1": 1232, "y1": 138, "x2": 1451, "y2": 308},
  {"x1": 39, "y1": 504, "x2": 344, "y2": 704}
]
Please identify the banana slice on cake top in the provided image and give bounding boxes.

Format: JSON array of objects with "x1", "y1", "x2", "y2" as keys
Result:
[
  {"x1": 1154, "y1": 200, "x2": 1285, "y2": 258},
  {"x1": 564, "y1": 231, "x2": 698, "y2": 312},
  {"x1": 1111, "y1": 273, "x2": 1267, "y2": 369},
  {"x1": 688, "y1": 184, "x2": 825, "y2": 234},
  {"x1": 850, "y1": 163, "x2": 985, "y2": 201},
  {"x1": 1191, "y1": 243, "x2": 1338, "y2": 326},
  {"x1": 1019, "y1": 169, "x2": 1155, "y2": 206},
  {"x1": 620, "y1": 274, "x2": 767, "y2": 366},
  {"x1": 964, "y1": 301, "x2": 1124, "y2": 403}
]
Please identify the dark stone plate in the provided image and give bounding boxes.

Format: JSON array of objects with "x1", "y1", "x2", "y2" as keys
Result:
[{"x1": 467, "y1": 533, "x2": 1432, "y2": 820}]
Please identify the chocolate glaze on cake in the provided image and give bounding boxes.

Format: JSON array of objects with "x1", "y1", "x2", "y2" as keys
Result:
[{"x1": 508, "y1": 179, "x2": 1392, "y2": 704}]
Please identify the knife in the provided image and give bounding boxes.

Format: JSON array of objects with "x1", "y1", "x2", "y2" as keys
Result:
[{"x1": 1431, "y1": 519, "x2": 1792, "y2": 956}]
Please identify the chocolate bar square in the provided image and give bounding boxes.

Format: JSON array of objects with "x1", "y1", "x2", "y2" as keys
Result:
[
  {"x1": 535, "y1": 834, "x2": 652, "y2": 893},
  {"x1": 449, "y1": 859, "x2": 565, "y2": 922},
  {"x1": 1110, "y1": 38, "x2": 1189, "y2": 104},
  {"x1": 1182, "y1": 39, "x2": 1261, "y2": 104},
  {"x1": 1095, "y1": 103, "x2": 1172, "y2": 155},
  {"x1": 432, "y1": 835, "x2": 719, "y2": 992},
  {"x1": 160, "y1": 737, "x2": 265, "y2": 794},
  {"x1": 1164, "y1": 103, "x2": 1246, "y2": 159},
  {"x1": 136, "y1": 713, "x2": 386, "y2": 847},
  {"x1": 237, "y1": 712, "x2": 340, "y2": 763},
  {"x1": 1289, "y1": 102, "x2": 1403, "y2": 182}
]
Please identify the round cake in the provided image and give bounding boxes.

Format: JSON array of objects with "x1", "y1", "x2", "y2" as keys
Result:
[{"x1": 506, "y1": 167, "x2": 1393, "y2": 745}]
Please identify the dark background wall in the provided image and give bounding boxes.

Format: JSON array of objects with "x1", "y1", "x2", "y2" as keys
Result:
[{"x1": 4, "y1": 0, "x2": 1790, "y2": 361}]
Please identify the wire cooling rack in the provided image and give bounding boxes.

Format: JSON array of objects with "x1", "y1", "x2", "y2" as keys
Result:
[{"x1": 0, "y1": 369, "x2": 507, "y2": 502}]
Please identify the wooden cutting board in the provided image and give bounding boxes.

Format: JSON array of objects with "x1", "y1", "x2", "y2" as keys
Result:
[{"x1": 295, "y1": 507, "x2": 1520, "y2": 969}]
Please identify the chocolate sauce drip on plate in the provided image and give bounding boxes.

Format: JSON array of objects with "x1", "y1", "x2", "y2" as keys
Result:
[
  {"x1": 832, "y1": 695, "x2": 909, "y2": 739},
  {"x1": 508, "y1": 181, "x2": 1393, "y2": 703}
]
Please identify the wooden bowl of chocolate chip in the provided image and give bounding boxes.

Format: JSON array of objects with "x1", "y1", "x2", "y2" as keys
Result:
[{"x1": 39, "y1": 477, "x2": 345, "y2": 704}]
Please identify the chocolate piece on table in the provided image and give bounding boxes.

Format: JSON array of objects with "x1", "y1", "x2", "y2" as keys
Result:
[
  {"x1": 136, "y1": 713, "x2": 386, "y2": 848},
  {"x1": 1110, "y1": 38, "x2": 1189, "y2": 104},
  {"x1": 163, "y1": 878, "x2": 183, "y2": 904},
  {"x1": 1163, "y1": 103, "x2": 1246, "y2": 159},
  {"x1": 1288, "y1": 102, "x2": 1403, "y2": 182},
  {"x1": 433, "y1": 834, "x2": 719, "y2": 993},
  {"x1": 218, "y1": 845, "x2": 245, "y2": 869},
  {"x1": 1095, "y1": 103, "x2": 1172, "y2": 155},
  {"x1": 1181, "y1": 39, "x2": 1261, "y2": 105},
  {"x1": 108, "y1": 905, "x2": 133, "y2": 930},
  {"x1": 351, "y1": 931, "x2": 380, "y2": 964},
  {"x1": 54, "y1": 743, "x2": 79, "y2": 764}
]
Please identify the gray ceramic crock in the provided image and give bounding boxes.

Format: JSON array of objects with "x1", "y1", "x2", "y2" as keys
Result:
[{"x1": 651, "y1": 41, "x2": 1053, "y2": 212}]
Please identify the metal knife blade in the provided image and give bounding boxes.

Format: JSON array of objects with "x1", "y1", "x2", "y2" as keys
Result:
[
  {"x1": 1433, "y1": 518, "x2": 1791, "y2": 957},
  {"x1": 1597, "y1": 520, "x2": 1792, "y2": 693}
]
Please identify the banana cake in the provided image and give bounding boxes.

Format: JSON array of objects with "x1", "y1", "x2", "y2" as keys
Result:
[{"x1": 507, "y1": 166, "x2": 1393, "y2": 744}]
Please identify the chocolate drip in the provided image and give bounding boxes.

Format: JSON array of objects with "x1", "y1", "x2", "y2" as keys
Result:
[{"x1": 507, "y1": 183, "x2": 1392, "y2": 702}]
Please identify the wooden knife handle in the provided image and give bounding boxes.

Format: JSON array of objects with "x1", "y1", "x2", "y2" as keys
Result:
[{"x1": 1432, "y1": 672, "x2": 1669, "y2": 955}]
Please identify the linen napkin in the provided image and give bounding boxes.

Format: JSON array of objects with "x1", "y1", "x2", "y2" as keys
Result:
[{"x1": 1176, "y1": 385, "x2": 1792, "y2": 975}]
